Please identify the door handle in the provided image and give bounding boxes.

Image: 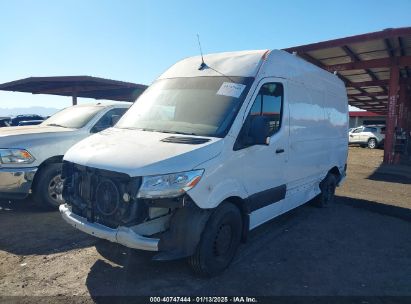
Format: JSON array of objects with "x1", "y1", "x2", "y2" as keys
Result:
[{"x1": 275, "y1": 148, "x2": 285, "y2": 154}]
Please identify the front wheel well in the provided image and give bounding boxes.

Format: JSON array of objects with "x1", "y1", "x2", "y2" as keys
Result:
[
  {"x1": 224, "y1": 196, "x2": 249, "y2": 242},
  {"x1": 32, "y1": 156, "x2": 64, "y2": 191}
]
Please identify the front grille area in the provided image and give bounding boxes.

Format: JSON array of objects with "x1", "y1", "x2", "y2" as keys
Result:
[{"x1": 62, "y1": 161, "x2": 147, "y2": 228}]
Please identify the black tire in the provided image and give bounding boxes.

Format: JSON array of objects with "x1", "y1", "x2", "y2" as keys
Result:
[
  {"x1": 33, "y1": 163, "x2": 64, "y2": 210},
  {"x1": 188, "y1": 202, "x2": 242, "y2": 277},
  {"x1": 367, "y1": 138, "x2": 377, "y2": 149},
  {"x1": 313, "y1": 173, "x2": 337, "y2": 208}
]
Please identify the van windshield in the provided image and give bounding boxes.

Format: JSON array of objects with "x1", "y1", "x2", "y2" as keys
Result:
[{"x1": 116, "y1": 76, "x2": 254, "y2": 137}]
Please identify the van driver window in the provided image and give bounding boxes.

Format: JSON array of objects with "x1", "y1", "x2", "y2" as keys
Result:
[{"x1": 248, "y1": 83, "x2": 283, "y2": 135}]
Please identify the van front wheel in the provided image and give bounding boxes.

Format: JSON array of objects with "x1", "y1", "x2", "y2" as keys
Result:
[
  {"x1": 313, "y1": 174, "x2": 337, "y2": 208},
  {"x1": 188, "y1": 202, "x2": 242, "y2": 277}
]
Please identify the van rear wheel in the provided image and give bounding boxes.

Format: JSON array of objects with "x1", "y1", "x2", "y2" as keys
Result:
[
  {"x1": 313, "y1": 173, "x2": 337, "y2": 208},
  {"x1": 188, "y1": 202, "x2": 242, "y2": 277}
]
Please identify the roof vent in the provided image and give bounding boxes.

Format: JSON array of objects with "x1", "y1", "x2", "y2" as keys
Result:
[{"x1": 161, "y1": 136, "x2": 210, "y2": 145}]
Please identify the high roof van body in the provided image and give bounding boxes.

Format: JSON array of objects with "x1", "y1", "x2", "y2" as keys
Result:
[{"x1": 60, "y1": 50, "x2": 348, "y2": 276}]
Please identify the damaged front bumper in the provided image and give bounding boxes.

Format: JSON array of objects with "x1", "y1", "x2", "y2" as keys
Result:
[{"x1": 59, "y1": 204, "x2": 159, "y2": 251}]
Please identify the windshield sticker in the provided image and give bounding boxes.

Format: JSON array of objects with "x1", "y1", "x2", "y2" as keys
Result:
[{"x1": 216, "y1": 82, "x2": 246, "y2": 98}]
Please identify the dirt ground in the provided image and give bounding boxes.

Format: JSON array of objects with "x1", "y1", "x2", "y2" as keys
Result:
[{"x1": 1, "y1": 147, "x2": 410, "y2": 301}]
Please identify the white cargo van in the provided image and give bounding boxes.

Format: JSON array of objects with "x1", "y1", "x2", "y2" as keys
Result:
[{"x1": 60, "y1": 50, "x2": 348, "y2": 276}]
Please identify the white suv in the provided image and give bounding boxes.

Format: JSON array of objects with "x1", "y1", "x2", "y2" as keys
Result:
[{"x1": 349, "y1": 125, "x2": 385, "y2": 149}]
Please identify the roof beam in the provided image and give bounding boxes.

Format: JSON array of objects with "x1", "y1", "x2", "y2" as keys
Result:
[
  {"x1": 398, "y1": 37, "x2": 411, "y2": 78},
  {"x1": 350, "y1": 99, "x2": 387, "y2": 104},
  {"x1": 346, "y1": 78, "x2": 411, "y2": 87},
  {"x1": 326, "y1": 56, "x2": 411, "y2": 72},
  {"x1": 346, "y1": 80, "x2": 389, "y2": 87},
  {"x1": 342, "y1": 45, "x2": 387, "y2": 93},
  {"x1": 283, "y1": 27, "x2": 411, "y2": 53},
  {"x1": 297, "y1": 53, "x2": 327, "y2": 69},
  {"x1": 298, "y1": 52, "x2": 411, "y2": 90},
  {"x1": 32, "y1": 85, "x2": 122, "y2": 95},
  {"x1": 342, "y1": 45, "x2": 360, "y2": 62},
  {"x1": 384, "y1": 39, "x2": 395, "y2": 57},
  {"x1": 348, "y1": 91, "x2": 387, "y2": 98},
  {"x1": 297, "y1": 53, "x2": 382, "y2": 100}
]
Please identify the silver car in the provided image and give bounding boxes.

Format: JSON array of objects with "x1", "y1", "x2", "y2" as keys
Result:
[
  {"x1": 349, "y1": 125, "x2": 385, "y2": 149},
  {"x1": 0, "y1": 103, "x2": 130, "y2": 209}
]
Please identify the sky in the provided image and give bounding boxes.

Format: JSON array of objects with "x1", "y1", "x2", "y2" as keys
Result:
[{"x1": 0, "y1": 0, "x2": 411, "y2": 112}]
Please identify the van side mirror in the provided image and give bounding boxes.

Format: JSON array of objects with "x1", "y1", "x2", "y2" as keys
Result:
[
  {"x1": 233, "y1": 115, "x2": 270, "y2": 150},
  {"x1": 111, "y1": 115, "x2": 121, "y2": 126},
  {"x1": 246, "y1": 116, "x2": 270, "y2": 145}
]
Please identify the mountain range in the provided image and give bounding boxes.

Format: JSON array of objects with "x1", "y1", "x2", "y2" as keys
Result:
[{"x1": 0, "y1": 106, "x2": 60, "y2": 117}]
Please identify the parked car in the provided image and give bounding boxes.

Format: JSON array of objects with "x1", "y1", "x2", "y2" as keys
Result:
[
  {"x1": 348, "y1": 125, "x2": 385, "y2": 149},
  {"x1": 0, "y1": 103, "x2": 130, "y2": 209},
  {"x1": 0, "y1": 117, "x2": 11, "y2": 127},
  {"x1": 18, "y1": 120, "x2": 44, "y2": 126},
  {"x1": 60, "y1": 50, "x2": 348, "y2": 276},
  {"x1": 10, "y1": 114, "x2": 44, "y2": 126}
]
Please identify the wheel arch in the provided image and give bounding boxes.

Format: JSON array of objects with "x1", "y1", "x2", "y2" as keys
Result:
[
  {"x1": 225, "y1": 196, "x2": 250, "y2": 243},
  {"x1": 329, "y1": 166, "x2": 341, "y2": 178},
  {"x1": 32, "y1": 155, "x2": 64, "y2": 191},
  {"x1": 327, "y1": 166, "x2": 343, "y2": 185}
]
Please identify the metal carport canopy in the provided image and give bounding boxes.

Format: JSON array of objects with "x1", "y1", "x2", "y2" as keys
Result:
[
  {"x1": 283, "y1": 27, "x2": 411, "y2": 164},
  {"x1": 0, "y1": 76, "x2": 148, "y2": 105}
]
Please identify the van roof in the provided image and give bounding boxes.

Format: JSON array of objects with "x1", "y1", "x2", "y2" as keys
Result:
[
  {"x1": 159, "y1": 50, "x2": 267, "y2": 80},
  {"x1": 158, "y1": 50, "x2": 343, "y2": 89}
]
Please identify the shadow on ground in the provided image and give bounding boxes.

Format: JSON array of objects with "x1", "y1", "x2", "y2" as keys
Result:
[
  {"x1": 86, "y1": 196, "x2": 411, "y2": 298},
  {"x1": 367, "y1": 164, "x2": 411, "y2": 185},
  {"x1": 0, "y1": 198, "x2": 96, "y2": 255}
]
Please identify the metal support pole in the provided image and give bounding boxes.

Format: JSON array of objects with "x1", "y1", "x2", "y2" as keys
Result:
[
  {"x1": 398, "y1": 84, "x2": 407, "y2": 129},
  {"x1": 406, "y1": 89, "x2": 411, "y2": 131},
  {"x1": 383, "y1": 65, "x2": 400, "y2": 164}
]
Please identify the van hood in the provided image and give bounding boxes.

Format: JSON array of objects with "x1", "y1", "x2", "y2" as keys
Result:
[{"x1": 64, "y1": 128, "x2": 223, "y2": 177}]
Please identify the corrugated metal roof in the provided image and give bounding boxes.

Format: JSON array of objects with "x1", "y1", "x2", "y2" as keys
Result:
[
  {"x1": 284, "y1": 27, "x2": 411, "y2": 114},
  {"x1": 0, "y1": 76, "x2": 147, "y2": 102}
]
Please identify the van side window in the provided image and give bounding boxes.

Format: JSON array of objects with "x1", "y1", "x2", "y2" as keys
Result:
[{"x1": 248, "y1": 83, "x2": 283, "y2": 136}]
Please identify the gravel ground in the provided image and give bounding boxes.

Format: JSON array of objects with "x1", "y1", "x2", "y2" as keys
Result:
[{"x1": 0, "y1": 147, "x2": 410, "y2": 301}]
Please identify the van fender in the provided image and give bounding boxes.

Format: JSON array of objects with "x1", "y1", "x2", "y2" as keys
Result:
[
  {"x1": 154, "y1": 199, "x2": 212, "y2": 261},
  {"x1": 154, "y1": 178, "x2": 248, "y2": 261},
  {"x1": 188, "y1": 178, "x2": 248, "y2": 209}
]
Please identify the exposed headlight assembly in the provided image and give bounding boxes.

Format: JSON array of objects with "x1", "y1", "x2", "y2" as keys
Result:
[
  {"x1": 137, "y1": 169, "x2": 204, "y2": 199},
  {"x1": 0, "y1": 149, "x2": 35, "y2": 164}
]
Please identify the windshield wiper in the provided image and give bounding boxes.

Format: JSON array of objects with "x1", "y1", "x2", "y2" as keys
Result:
[
  {"x1": 155, "y1": 130, "x2": 198, "y2": 136},
  {"x1": 46, "y1": 123, "x2": 68, "y2": 128},
  {"x1": 123, "y1": 128, "x2": 198, "y2": 136}
]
